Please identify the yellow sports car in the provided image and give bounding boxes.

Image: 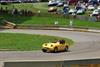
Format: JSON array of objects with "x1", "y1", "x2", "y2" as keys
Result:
[{"x1": 42, "y1": 40, "x2": 69, "y2": 53}]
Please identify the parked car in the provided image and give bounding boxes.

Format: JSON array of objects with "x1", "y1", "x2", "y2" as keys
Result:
[
  {"x1": 42, "y1": 40, "x2": 69, "y2": 53},
  {"x1": 48, "y1": 7, "x2": 57, "y2": 12},
  {"x1": 77, "y1": 8, "x2": 85, "y2": 14},
  {"x1": 91, "y1": 9, "x2": 100, "y2": 16},
  {"x1": 48, "y1": 0, "x2": 58, "y2": 6},
  {"x1": 87, "y1": 5, "x2": 95, "y2": 10},
  {"x1": 97, "y1": 6, "x2": 100, "y2": 10},
  {"x1": 69, "y1": 9, "x2": 77, "y2": 14},
  {"x1": 75, "y1": 6, "x2": 82, "y2": 10},
  {"x1": 57, "y1": 2, "x2": 64, "y2": 7}
]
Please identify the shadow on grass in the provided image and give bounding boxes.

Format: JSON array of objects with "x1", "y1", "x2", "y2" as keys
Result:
[{"x1": 0, "y1": 13, "x2": 33, "y2": 24}]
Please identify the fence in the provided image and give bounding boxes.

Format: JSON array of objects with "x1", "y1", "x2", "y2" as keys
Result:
[{"x1": 3, "y1": 59, "x2": 100, "y2": 67}]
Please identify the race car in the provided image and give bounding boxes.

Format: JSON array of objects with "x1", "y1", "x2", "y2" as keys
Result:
[{"x1": 42, "y1": 40, "x2": 69, "y2": 53}]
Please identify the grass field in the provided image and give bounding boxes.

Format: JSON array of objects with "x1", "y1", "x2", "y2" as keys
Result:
[
  {"x1": 0, "y1": 3, "x2": 100, "y2": 28},
  {"x1": 0, "y1": 33, "x2": 73, "y2": 51},
  {"x1": 0, "y1": 13, "x2": 100, "y2": 28}
]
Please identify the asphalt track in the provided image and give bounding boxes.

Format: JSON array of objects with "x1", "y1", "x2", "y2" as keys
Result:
[{"x1": 0, "y1": 29, "x2": 100, "y2": 64}]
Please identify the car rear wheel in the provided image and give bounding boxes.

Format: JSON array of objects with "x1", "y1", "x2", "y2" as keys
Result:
[
  {"x1": 42, "y1": 49, "x2": 47, "y2": 52},
  {"x1": 54, "y1": 47, "x2": 58, "y2": 53}
]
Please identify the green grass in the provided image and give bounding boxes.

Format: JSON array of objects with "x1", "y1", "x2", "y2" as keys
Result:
[
  {"x1": 0, "y1": 33, "x2": 73, "y2": 51},
  {"x1": 0, "y1": 13, "x2": 100, "y2": 28},
  {"x1": 0, "y1": 13, "x2": 69, "y2": 25},
  {"x1": 74, "y1": 20, "x2": 100, "y2": 28},
  {"x1": 0, "y1": 3, "x2": 100, "y2": 29}
]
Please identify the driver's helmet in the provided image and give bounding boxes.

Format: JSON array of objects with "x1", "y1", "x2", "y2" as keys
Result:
[{"x1": 58, "y1": 40, "x2": 65, "y2": 44}]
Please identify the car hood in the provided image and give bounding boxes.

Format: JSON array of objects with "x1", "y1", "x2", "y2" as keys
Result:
[{"x1": 43, "y1": 43, "x2": 55, "y2": 47}]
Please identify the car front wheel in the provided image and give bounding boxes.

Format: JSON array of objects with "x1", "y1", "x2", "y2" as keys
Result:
[
  {"x1": 54, "y1": 47, "x2": 58, "y2": 53},
  {"x1": 65, "y1": 46, "x2": 69, "y2": 52}
]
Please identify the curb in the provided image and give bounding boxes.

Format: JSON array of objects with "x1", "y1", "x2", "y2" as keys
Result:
[
  {"x1": 15, "y1": 24, "x2": 100, "y2": 33},
  {"x1": 87, "y1": 29, "x2": 100, "y2": 33},
  {"x1": 1, "y1": 25, "x2": 100, "y2": 33},
  {"x1": 58, "y1": 28, "x2": 100, "y2": 33}
]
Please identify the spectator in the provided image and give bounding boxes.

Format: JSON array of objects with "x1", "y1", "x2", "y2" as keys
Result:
[
  {"x1": 72, "y1": 12, "x2": 77, "y2": 19},
  {"x1": 97, "y1": 15, "x2": 100, "y2": 21},
  {"x1": 11, "y1": 5, "x2": 15, "y2": 15},
  {"x1": 69, "y1": 20, "x2": 73, "y2": 27},
  {"x1": 37, "y1": 10, "x2": 41, "y2": 16},
  {"x1": 14, "y1": 8, "x2": 18, "y2": 15},
  {"x1": 63, "y1": 4, "x2": 69, "y2": 17},
  {"x1": 0, "y1": 7, "x2": 3, "y2": 12}
]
